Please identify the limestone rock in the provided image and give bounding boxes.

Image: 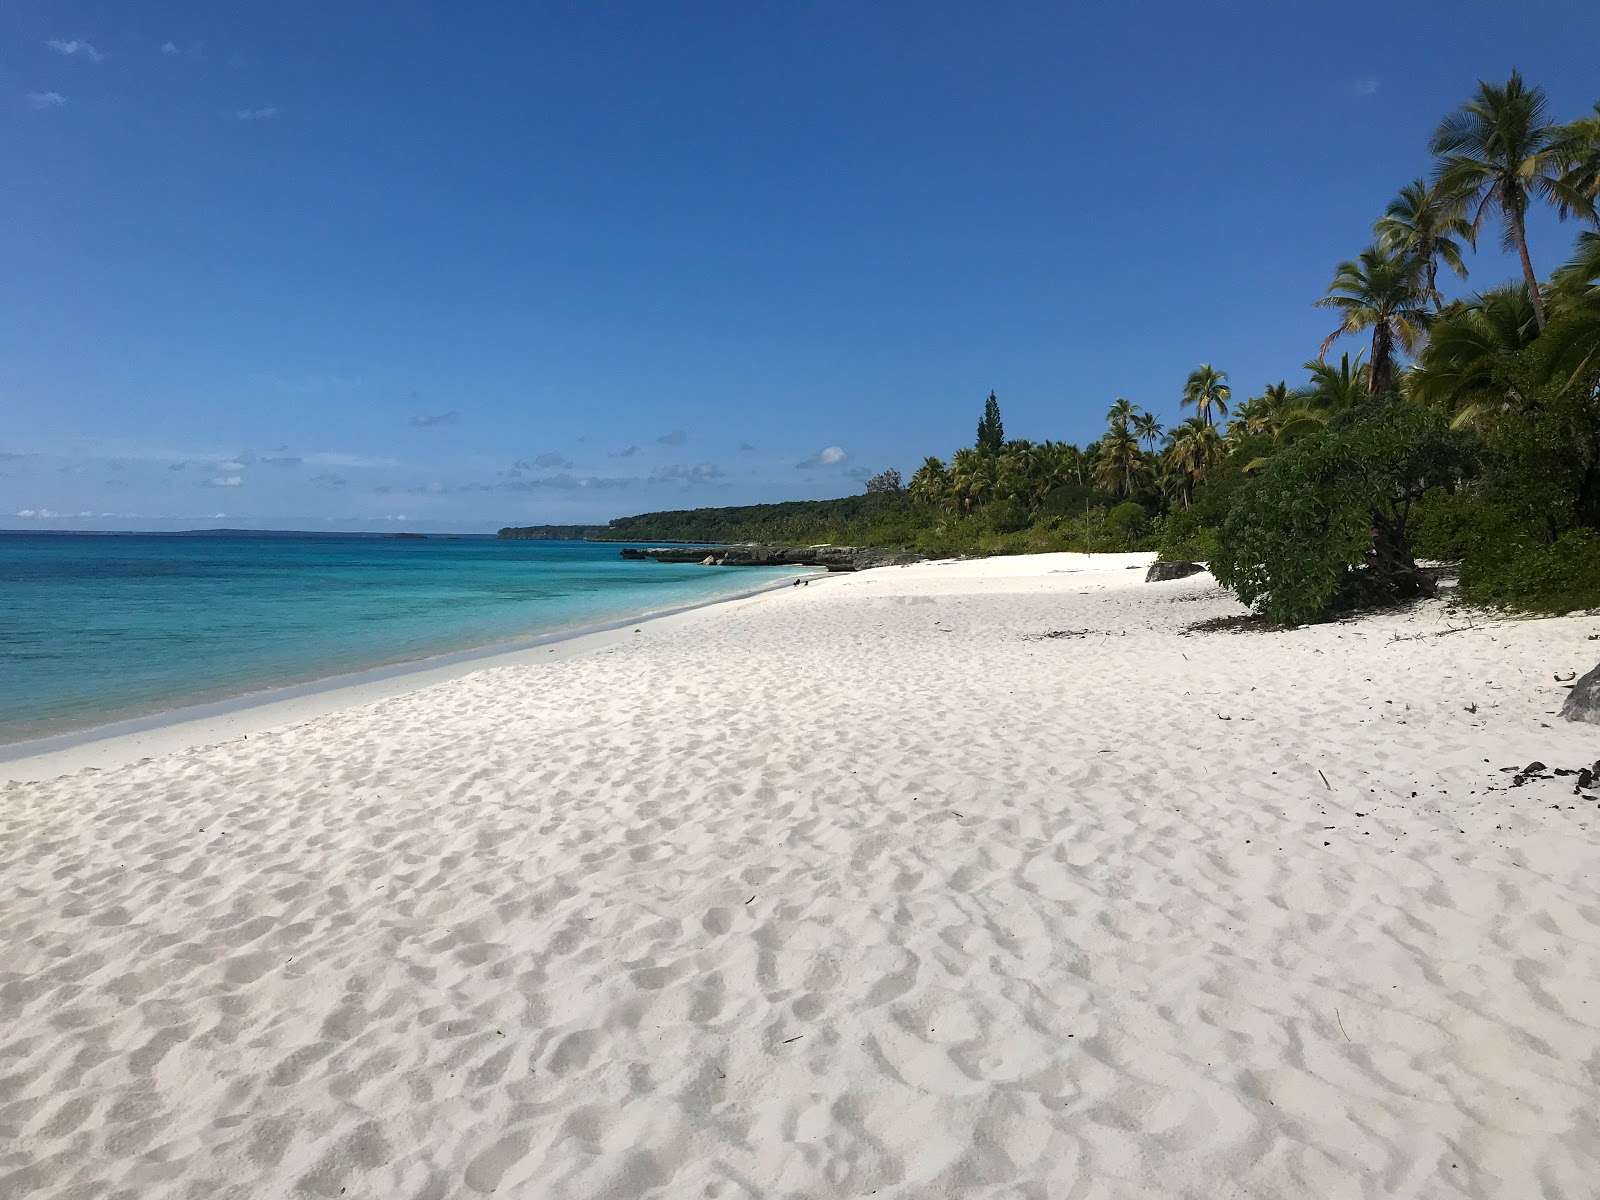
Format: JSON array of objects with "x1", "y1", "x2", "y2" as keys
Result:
[{"x1": 1560, "y1": 662, "x2": 1600, "y2": 725}]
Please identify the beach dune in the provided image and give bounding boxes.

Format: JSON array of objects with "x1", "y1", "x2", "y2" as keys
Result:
[{"x1": 3, "y1": 554, "x2": 1598, "y2": 1198}]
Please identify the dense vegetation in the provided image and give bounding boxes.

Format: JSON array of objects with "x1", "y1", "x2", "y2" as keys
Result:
[
  {"x1": 511, "y1": 72, "x2": 1600, "y2": 623},
  {"x1": 497, "y1": 524, "x2": 606, "y2": 540}
]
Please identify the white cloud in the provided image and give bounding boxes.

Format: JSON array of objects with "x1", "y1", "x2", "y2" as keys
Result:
[
  {"x1": 216, "y1": 458, "x2": 248, "y2": 472},
  {"x1": 233, "y1": 107, "x2": 280, "y2": 121},
  {"x1": 26, "y1": 92, "x2": 66, "y2": 110},
  {"x1": 1353, "y1": 79, "x2": 1378, "y2": 96},
  {"x1": 16, "y1": 508, "x2": 60, "y2": 519},
  {"x1": 657, "y1": 430, "x2": 687, "y2": 446},
  {"x1": 160, "y1": 41, "x2": 179, "y2": 55},
  {"x1": 796, "y1": 445, "x2": 849, "y2": 469},
  {"x1": 307, "y1": 451, "x2": 399, "y2": 469},
  {"x1": 46, "y1": 39, "x2": 104, "y2": 62},
  {"x1": 204, "y1": 475, "x2": 242, "y2": 488}
]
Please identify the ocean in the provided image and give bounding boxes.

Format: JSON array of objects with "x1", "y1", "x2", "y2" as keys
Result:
[{"x1": 0, "y1": 531, "x2": 799, "y2": 746}]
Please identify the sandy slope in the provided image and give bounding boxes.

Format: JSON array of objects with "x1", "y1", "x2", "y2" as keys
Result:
[{"x1": 3, "y1": 554, "x2": 1599, "y2": 1199}]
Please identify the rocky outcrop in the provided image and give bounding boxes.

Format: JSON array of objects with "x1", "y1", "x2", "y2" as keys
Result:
[
  {"x1": 1146, "y1": 560, "x2": 1206, "y2": 582},
  {"x1": 620, "y1": 544, "x2": 924, "y2": 572},
  {"x1": 1561, "y1": 662, "x2": 1600, "y2": 725}
]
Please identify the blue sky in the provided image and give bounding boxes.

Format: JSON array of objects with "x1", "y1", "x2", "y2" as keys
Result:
[{"x1": 4, "y1": 1, "x2": 1599, "y2": 532}]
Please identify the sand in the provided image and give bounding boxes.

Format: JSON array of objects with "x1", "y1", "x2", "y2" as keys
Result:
[{"x1": 3, "y1": 553, "x2": 1599, "y2": 1198}]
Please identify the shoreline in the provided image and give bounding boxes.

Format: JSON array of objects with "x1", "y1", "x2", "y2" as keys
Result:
[{"x1": 0, "y1": 570, "x2": 814, "y2": 782}]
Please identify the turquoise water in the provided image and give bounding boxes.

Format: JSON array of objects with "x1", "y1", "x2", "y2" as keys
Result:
[{"x1": 0, "y1": 532, "x2": 796, "y2": 745}]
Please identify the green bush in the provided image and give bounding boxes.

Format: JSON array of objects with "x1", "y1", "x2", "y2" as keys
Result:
[
  {"x1": 1461, "y1": 528, "x2": 1600, "y2": 613},
  {"x1": 1156, "y1": 508, "x2": 1218, "y2": 562},
  {"x1": 1211, "y1": 399, "x2": 1475, "y2": 626},
  {"x1": 1107, "y1": 501, "x2": 1149, "y2": 535},
  {"x1": 1408, "y1": 489, "x2": 1492, "y2": 561}
]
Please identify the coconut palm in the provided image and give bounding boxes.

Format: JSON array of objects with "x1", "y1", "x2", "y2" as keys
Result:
[
  {"x1": 1409, "y1": 287, "x2": 1541, "y2": 428},
  {"x1": 1180, "y1": 365, "x2": 1230, "y2": 428},
  {"x1": 908, "y1": 456, "x2": 951, "y2": 507},
  {"x1": 1038, "y1": 439, "x2": 1087, "y2": 488},
  {"x1": 1551, "y1": 231, "x2": 1600, "y2": 302},
  {"x1": 1296, "y1": 353, "x2": 1371, "y2": 414},
  {"x1": 1163, "y1": 417, "x2": 1224, "y2": 506},
  {"x1": 1106, "y1": 397, "x2": 1137, "y2": 430},
  {"x1": 1226, "y1": 397, "x2": 1270, "y2": 445},
  {"x1": 1375, "y1": 179, "x2": 1471, "y2": 309},
  {"x1": 1556, "y1": 103, "x2": 1600, "y2": 225},
  {"x1": 1092, "y1": 423, "x2": 1145, "y2": 498},
  {"x1": 1228, "y1": 383, "x2": 1291, "y2": 442},
  {"x1": 1316, "y1": 244, "x2": 1432, "y2": 395},
  {"x1": 947, "y1": 447, "x2": 997, "y2": 513},
  {"x1": 1431, "y1": 71, "x2": 1595, "y2": 329},
  {"x1": 1541, "y1": 235, "x2": 1600, "y2": 389},
  {"x1": 1130, "y1": 411, "x2": 1163, "y2": 452}
]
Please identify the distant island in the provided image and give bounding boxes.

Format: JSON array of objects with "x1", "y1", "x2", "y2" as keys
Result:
[{"x1": 496, "y1": 524, "x2": 609, "y2": 541}]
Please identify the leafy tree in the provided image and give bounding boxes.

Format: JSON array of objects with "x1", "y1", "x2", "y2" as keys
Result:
[
  {"x1": 1212, "y1": 401, "x2": 1476, "y2": 625},
  {"x1": 1316, "y1": 243, "x2": 1432, "y2": 395},
  {"x1": 1431, "y1": 71, "x2": 1594, "y2": 329},
  {"x1": 976, "y1": 391, "x2": 1005, "y2": 454},
  {"x1": 1375, "y1": 179, "x2": 1471, "y2": 308},
  {"x1": 865, "y1": 468, "x2": 904, "y2": 494},
  {"x1": 1181, "y1": 364, "x2": 1231, "y2": 427}
]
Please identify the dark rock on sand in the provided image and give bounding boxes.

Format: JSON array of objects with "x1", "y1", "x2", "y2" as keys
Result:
[
  {"x1": 1146, "y1": 560, "x2": 1206, "y2": 582},
  {"x1": 1560, "y1": 662, "x2": 1600, "y2": 726}
]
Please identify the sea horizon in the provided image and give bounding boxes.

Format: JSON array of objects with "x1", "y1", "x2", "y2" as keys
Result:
[{"x1": 0, "y1": 531, "x2": 802, "y2": 746}]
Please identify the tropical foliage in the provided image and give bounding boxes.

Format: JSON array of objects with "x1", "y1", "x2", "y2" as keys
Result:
[{"x1": 579, "y1": 72, "x2": 1600, "y2": 617}]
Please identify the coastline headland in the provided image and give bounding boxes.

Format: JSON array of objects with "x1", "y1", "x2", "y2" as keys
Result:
[{"x1": 620, "y1": 543, "x2": 925, "y2": 571}]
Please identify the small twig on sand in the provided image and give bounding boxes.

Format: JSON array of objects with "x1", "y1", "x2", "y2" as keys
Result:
[
  {"x1": 1336, "y1": 1009, "x2": 1350, "y2": 1042},
  {"x1": 1319, "y1": 769, "x2": 1331, "y2": 790}
]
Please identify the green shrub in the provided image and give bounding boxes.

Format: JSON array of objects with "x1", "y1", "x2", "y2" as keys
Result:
[
  {"x1": 1461, "y1": 528, "x2": 1600, "y2": 613},
  {"x1": 1211, "y1": 399, "x2": 1475, "y2": 626},
  {"x1": 1408, "y1": 489, "x2": 1492, "y2": 561},
  {"x1": 1107, "y1": 501, "x2": 1149, "y2": 535}
]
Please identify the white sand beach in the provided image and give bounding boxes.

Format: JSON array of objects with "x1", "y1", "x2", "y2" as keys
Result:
[{"x1": 4, "y1": 553, "x2": 1599, "y2": 1199}]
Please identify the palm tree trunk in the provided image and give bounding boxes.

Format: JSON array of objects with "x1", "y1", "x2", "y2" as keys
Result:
[
  {"x1": 1369, "y1": 325, "x2": 1393, "y2": 395},
  {"x1": 1509, "y1": 204, "x2": 1548, "y2": 330}
]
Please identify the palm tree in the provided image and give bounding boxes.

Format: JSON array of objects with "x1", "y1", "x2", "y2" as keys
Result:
[
  {"x1": 1539, "y1": 237, "x2": 1600, "y2": 391},
  {"x1": 1163, "y1": 417, "x2": 1224, "y2": 507},
  {"x1": 1431, "y1": 71, "x2": 1594, "y2": 329},
  {"x1": 1106, "y1": 397, "x2": 1137, "y2": 430},
  {"x1": 1375, "y1": 179, "x2": 1471, "y2": 309},
  {"x1": 1556, "y1": 103, "x2": 1600, "y2": 226},
  {"x1": 1550, "y1": 230, "x2": 1600, "y2": 302},
  {"x1": 1092, "y1": 423, "x2": 1145, "y2": 498},
  {"x1": 1131, "y1": 411, "x2": 1163, "y2": 452},
  {"x1": 908, "y1": 456, "x2": 951, "y2": 507},
  {"x1": 1316, "y1": 244, "x2": 1432, "y2": 395},
  {"x1": 1227, "y1": 383, "x2": 1292, "y2": 442},
  {"x1": 1296, "y1": 353, "x2": 1371, "y2": 414},
  {"x1": 1409, "y1": 287, "x2": 1540, "y2": 427},
  {"x1": 1181, "y1": 365, "x2": 1230, "y2": 428}
]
